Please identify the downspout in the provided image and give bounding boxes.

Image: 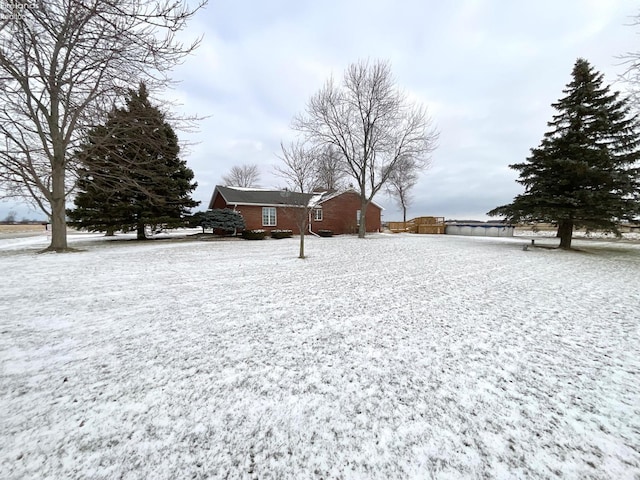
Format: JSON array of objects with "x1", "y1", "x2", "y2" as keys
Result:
[
  {"x1": 232, "y1": 204, "x2": 239, "y2": 236},
  {"x1": 308, "y1": 210, "x2": 320, "y2": 237},
  {"x1": 309, "y1": 222, "x2": 320, "y2": 237}
]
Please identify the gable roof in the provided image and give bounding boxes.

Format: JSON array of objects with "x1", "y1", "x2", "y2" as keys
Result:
[
  {"x1": 209, "y1": 185, "x2": 314, "y2": 209},
  {"x1": 317, "y1": 189, "x2": 384, "y2": 210},
  {"x1": 209, "y1": 185, "x2": 384, "y2": 210}
]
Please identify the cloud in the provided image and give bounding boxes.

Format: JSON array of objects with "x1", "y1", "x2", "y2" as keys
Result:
[{"x1": 3, "y1": 0, "x2": 639, "y2": 222}]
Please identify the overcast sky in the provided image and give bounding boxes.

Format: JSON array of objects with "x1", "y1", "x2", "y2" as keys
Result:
[{"x1": 2, "y1": 0, "x2": 639, "y2": 222}]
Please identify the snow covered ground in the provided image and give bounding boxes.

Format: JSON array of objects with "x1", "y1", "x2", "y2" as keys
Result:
[
  {"x1": 515, "y1": 228, "x2": 640, "y2": 242},
  {"x1": 1, "y1": 232, "x2": 639, "y2": 479}
]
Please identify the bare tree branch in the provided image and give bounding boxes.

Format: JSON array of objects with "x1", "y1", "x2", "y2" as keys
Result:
[
  {"x1": 0, "y1": 0, "x2": 207, "y2": 251},
  {"x1": 293, "y1": 59, "x2": 438, "y2": 237},
  {"x1": 314, "y1": 145, "x2": 346, "y2": 191},
  {"x1": 618, "y1": 13, "x2": 640, "y2": 107},
  {"x1": 275, "y1": 141, "x2": 318, "y2": 193},
  {"x1": 275, "y1": 140, "x2": 319, "y2": 258},
  {"x1": 221, "y1": 164, "x2": 261, "y2": 188},
  {"x1": 384, "y1": 155, "x2": 426, "y2": 223}
]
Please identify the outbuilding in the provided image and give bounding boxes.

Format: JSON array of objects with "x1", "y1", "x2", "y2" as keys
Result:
[{"x1": 445, "y1": 221, "x2": 515, "y2": 237}]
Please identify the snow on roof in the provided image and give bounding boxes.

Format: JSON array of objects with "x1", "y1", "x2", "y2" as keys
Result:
[
  {"x1": 223, "y1": 186, "x2": 283, "y2": 192},
  {"x1": 308, "y1": 192, "x2": 327, "y2": 208}
]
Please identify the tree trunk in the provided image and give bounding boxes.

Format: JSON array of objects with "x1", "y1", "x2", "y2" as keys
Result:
[
  {"x1": 49, "y1": 198, "x2": 68, "y2": 251},
  {"x1": 105, "y1": 227, "x2": 115, "y2": 236},
  {"x1": 558, "y1": 219, "x2": 573, "y2": 250},
  {"x1": 137, "y1": 222, "x2": 147, "y2": 240},
  {"x1": 403, "y1": 206, "x2": 407, "y2": 224},
  {"x1": 299, "y1": 228, "x2": 305, "y2": 259},
  {"x1": 298, "y1": 213, "x2": 308, "y2": 258},
  {"x1": 47, "y1": 163, "x2": 68, "y2": 252},
  {"x1": 358, "y1": 198, "x2": 368, "y2": 238}
]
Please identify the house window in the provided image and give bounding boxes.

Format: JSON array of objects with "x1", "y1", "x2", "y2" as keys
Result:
[
  {"x1": 356, "y1": 209, "x2": 361, "y2": 225},
  {"x1": 313, "y1": 208, "x2": 323, "y2": 221},
  {"x1": 262, "y1": 207, "x2": 277, "y2": 226}
]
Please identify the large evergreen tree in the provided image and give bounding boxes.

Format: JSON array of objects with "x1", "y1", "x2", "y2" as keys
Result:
[
  {"x1": 488, "y1": 58, "x2": 640, "y2": 249},
  {"x1": 68, "y1": 84, "x2": 199, "y2": 239}
]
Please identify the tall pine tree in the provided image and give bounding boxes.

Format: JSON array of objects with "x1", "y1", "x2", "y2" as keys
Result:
[
  {"x1": 68, "y1": 84, "x2": 199, "y2": 239},
  {"x1": 489, "y1": 58, "x2": 640, "y2": 249}
]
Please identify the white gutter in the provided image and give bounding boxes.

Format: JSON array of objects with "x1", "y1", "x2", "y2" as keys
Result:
[{"x1": 308, "y1": 210, "x2": 320, "y2": 237}]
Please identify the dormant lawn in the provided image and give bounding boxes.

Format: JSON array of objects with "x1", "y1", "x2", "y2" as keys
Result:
[{"x1": 1, "y1": 232, "x2": 639, "y2": 479}]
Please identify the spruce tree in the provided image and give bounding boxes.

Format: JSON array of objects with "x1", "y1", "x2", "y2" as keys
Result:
[
  {"x1": 200, "y1": 209, "x2": 245, "y2": 234},
  {"x1": 68, "y1": 84, "x2": 199, "y2": 239},
  {"x1": 489, "y1": 58, "x2": 640, "y2": 249}
]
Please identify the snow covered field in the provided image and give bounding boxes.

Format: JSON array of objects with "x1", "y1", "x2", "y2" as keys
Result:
[{"x1": 1, "y1": 232, "x2": 639, "y2": 479}]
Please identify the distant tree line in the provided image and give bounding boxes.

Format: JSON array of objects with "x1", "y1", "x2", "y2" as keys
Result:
[{"x1": 0, "y1": 210, "x2": 44, "y2": 224}]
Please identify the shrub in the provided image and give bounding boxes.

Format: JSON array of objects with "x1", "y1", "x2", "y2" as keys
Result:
[
  {"x1": 241, "y1": 229, "x2": 266, "y2": 240},
  {"x1": 200, "y1": 209, "x2": 245, "y2": 234},
  {"x1": 271, "y1": 229, "x2": 293, "y2": 239},
  {"x1": 318, "y1": 229, "x2": 333, "y2": 237}
]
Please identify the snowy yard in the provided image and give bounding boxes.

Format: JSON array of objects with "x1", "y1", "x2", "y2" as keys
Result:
[{"x1": 1, "y1": 232, "x2": 639, "y2": 479}]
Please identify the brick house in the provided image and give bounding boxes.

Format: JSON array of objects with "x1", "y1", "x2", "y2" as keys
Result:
[
  {"x1": 312, "y1": 189, "x2": 382, "y2": 235},
  {"x1": 208, "y1": 185, "x2": 382, "y2": 235}
]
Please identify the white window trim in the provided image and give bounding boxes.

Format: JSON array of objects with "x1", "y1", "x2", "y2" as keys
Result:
[
  {"x1": 314, "y1": 208, "x2": 323, "y2": 221},
  {"x1": 262, "y1": 207, "x2": 277, "y2": 227}
]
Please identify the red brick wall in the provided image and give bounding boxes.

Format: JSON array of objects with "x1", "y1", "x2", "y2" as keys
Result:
[
  {"x1": 310, "y1": 192, "x2": 381, "y2": 235},
  {"x1": 234, "y1": 205, "x2": 306, "y2": 233},
  {"x1": 210, "y1": 192, "x2": 305, "y2": 233},
  {"x1": 210, "y1": 190, "x2": 381, "y2": 235}
]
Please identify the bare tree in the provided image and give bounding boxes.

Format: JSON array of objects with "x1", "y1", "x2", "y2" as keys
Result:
[
  {"x1": 0, "y1": 0, "x2": 206, "y2": 251},
  {"x1": 221, "y1": 164, "x2": 261, "y2": 188},
  {"x1": 275, "y1": 141, "x2": 318, "y2": 259},
  {"x1": 2, "y1": 209, "x2": 17, "y2": 223},
  {"x1": 620, "y1": 13, "x2": 640, "y2": 106},
  {"x1": 314, "y1": 145, "x2": 346, "y2": 191},
  {"x1": 293, "y1": 59, "x2": 438, "y2": 238},
  {"x1": 385, "y1": 156, "x2": 426, "y2": 223}
]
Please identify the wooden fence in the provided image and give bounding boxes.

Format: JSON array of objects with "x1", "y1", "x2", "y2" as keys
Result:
[{"x1": 388, "y1": 217, "x2": 445, "y2": 234}]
